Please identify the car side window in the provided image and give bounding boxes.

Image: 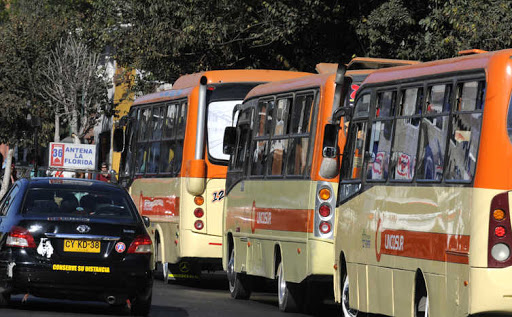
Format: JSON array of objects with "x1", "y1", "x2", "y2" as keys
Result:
[{"x1": 0, "y1": 184, "x2": 20, "y2": 216}]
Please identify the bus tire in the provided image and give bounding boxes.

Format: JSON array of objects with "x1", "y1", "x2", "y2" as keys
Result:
[
  {"x1": 341, "y1": 273, "x2": 358, "y2": 317},
  {"x1": 277, "y1": 261, "x2": 302, "y2": 312},
  {"x1": 162, "y1": 262, "x2": 170, "y2": 284},
  {"x1": 414, "y1": 274, "x2": 429, "y2": 317},
  {"x1": 227, "y1": 249, "x2": 252, "y2": 299}
]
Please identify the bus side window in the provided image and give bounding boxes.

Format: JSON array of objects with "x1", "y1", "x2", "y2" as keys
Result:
[
  {"x1": 390, "y1": 87, "x2": 422, "y2": 181},
  {"x1": 268, "y1": 97, "x2": 292, "y2": 176},
  {"x1": 251, "y1": 99, "x2": 272, "y2": 176},
  {"x1": 417, "y1": 84, "x2": 451, "y2": 181},
  {"x1": 366, "y1": 91, "x2": 395, "y2": 181},
  {"x1": 446, "y1": 80, "x2": 485, "y2": 181},
  {"x1": 339, "y1": 93, "x2": 370, "y2": 202},
  {"x1": 286, "y1": 93, "x2": 314, "y2": 176}
]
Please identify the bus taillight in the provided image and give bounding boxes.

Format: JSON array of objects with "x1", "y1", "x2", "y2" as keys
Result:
[
  {"x1": 495, "y1": 226, "x2": 506, "y2": 237},
  {"x1": 194, "y1": 220, "x2": 204, "y2": 230},
  {"x1": 194, "y1": 208, "x2": 204, "y2": 218},
  {"x1": 194, "y1": 195, "x2": 204, "y2": 206},
  {"x1": 488, "y1": 192, "x2": 512, "y2": 267},
  {"x1": 319, "y1": 222, "x2": 331, "y2": 234},
  {"x1": 319, "y1": 204, "x2": 331, "y2": 218},
  {"x1": 314, "y1": 182, "x2": 335, "y2": 239}
]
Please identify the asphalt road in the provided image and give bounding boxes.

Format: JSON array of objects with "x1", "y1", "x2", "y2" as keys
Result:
[{"x1": 0, "y1": 273, "x2": 340, "y2": 317}]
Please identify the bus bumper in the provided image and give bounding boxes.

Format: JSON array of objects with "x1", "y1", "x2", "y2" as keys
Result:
[
  {"x1": 308, "y1": 238, "x2": 334, "y2": 276},
  {"x1": 179, "y1": 230, "x2": 223, "y2": 259},
  {"x1": 470, "y1": 266, "x2": 512, "y2": 314}
]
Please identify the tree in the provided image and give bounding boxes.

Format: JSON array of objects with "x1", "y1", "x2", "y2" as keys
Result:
[
  {"x1": 350, "y1": 0, "x2": 512, "y2": 61},
  {"x1": 0, "y1": 0, "x2": 94, "y2": 197},
  {"x1": 88, "y1": 0, "x2": 348, "y2": 84},
  {"x1": 41, "y1": 36, "x2": 111, "y2": 142}
]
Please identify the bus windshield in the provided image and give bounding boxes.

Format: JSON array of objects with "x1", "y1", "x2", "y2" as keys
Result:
[{"x1": 207, "y1": 100, "x2": 241, "y2": 161}]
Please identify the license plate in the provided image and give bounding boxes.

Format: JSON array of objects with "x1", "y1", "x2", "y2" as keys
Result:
[{"x1": 63, "y1": 240, "x2": 101, "y2": 253}]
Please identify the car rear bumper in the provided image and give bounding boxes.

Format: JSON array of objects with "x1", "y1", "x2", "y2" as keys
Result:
[{"x1": 0, "y1": 261, "x2": 153, "y2": 304}]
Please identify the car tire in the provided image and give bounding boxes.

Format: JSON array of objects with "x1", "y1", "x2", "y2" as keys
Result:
[
  {"x1": 0, "y1": 292, "x2": 10, "y2": 307},
  {"x1": 131, "y1": 294, "x2": 152, "y2": 316},
  {"x1": 277, "y1": 261, "x2": 302, "y2": 312},
  {"x1": 227, "y1": 249, "x2": 252, "y2": 299}
]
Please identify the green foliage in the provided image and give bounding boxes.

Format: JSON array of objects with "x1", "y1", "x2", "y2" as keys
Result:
[
  {"x1": 89, "y1": 0, "x2": 347, "y2": 83},
  {"x1": 0, "y1": 0, "x2": 87, "y2": 146},
  {"x1": 351, "y1": 0, "x2": 512, "y2": 61}
]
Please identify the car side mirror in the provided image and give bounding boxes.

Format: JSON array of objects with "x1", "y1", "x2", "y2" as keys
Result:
[
  {"x1": 223, "y1": 127, "x2": 237, "y2": 155},
  {"x1": 142, "y1": 216, "x2": 150, "y2": 227}
]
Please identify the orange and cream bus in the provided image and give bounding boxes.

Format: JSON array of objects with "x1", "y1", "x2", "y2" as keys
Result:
[
  {"x1": 114, "y1": 70, "x2": 311, "y2": 281},
  {"x1": 332, "y1": 49, "x2": 512, "y2": 317},
  {"x1": 222, "y1": 58, "x2": 418, "y2": 312}
]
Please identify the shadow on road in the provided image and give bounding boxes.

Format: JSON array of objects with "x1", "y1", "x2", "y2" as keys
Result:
[{"x1": 6, "y1": 294, "x2": 189, "y2": 316}]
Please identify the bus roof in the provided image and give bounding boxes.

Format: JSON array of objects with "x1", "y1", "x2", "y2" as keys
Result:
[
  {"x1": 243, "y1": 65, "x2": 407, "y2": 100},
  {"x1": 315, "y1": 58, "x2": 419, "y2": 75},
  {"x1": 132, "y1": 69, "x2": 311, "y2": 106},
  {"x1": 346, "y1": 57, "x2": 419, "y2": 70},
  {"x1": 172, "y1": 69, "x2": 311, "y2": 89},
  {"x1": 361, "y1": 49, "x2": 512, "y2": 86},
  {"x1": 244, "y1": 73, "x2": 334, "y2": 100}
]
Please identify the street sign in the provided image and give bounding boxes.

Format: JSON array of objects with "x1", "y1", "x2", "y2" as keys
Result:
[{"x1": 48, "y1": 142, "x2": 96, "y2": 170}]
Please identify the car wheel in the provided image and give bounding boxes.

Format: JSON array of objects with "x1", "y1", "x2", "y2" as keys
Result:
[
  {"x1": 131, "y1": 294, "x2": 152, "y2": 316},
  {"x1": 227, "y1": 248, "x2": 252, "y2": 299},
  {"x1": 341, "y1": 274, "x2": 358, "y2": 317},
  {"x1": 0, "y1": 292, "x2": 10, "y2": 307},
  {"x1": 277, "y1": 261, "x2": 301, "y2": 312}
]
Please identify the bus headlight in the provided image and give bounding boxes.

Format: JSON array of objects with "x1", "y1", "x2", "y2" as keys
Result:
[{"x1": 491, "y1": 243, "x2": 510, "y2": 262}]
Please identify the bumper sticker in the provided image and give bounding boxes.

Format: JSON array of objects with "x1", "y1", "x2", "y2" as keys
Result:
[
  {"x1": 37, "y1": 238, "x2": 54, "y2": 259},
  {"x1": 52, "y1": 264, "x2": 110, "y2": 273}
]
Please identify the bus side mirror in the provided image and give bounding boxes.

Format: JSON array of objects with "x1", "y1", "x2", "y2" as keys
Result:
[
  {"x1": 113, "y1": 128, "x2": 124, "y2": 152},
  {"x1": 332, "y1": 106, "x2": 353, "y2": 122},
  {"x1": 322, "y1": 124, "x2": 339, "y2": 158},
  {"x1": 223, "y1": 127, "x2": 237, "y2": 155}
]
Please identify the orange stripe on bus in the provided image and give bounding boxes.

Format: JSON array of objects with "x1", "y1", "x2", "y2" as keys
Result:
[
  {"x1": 251, "y1": 206, "x2": 314, "y2": 233},
  {"x1": 375, "y1": 225, "x2": 469, "y2": 264}
]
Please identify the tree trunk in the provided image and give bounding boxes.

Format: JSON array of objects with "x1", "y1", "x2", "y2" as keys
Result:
[
  {"x1": 0, "y1": 148, "x2": 14, "y2": 200},
  {"x1": 54, "y1": 114, "x2": 60, "y2": 142},
  {"x1": 71, "y1": 108, "x2": 79, "y2": 140}
]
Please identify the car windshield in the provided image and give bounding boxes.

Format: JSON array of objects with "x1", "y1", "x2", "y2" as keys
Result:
[{"x1": 22, "y1": 188, "x2": 136, "y2": 221}]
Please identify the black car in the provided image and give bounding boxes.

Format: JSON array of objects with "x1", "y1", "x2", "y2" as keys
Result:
[{"x1": 0, "y1": 178, "x2": 154, "y2": 316}]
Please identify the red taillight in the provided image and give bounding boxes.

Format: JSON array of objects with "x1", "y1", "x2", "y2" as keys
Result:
[
  {"x1": 496, "y1": 226, "x2": 506, "y2": 238},
  {"x1": 6, "y1": 226, "x2": 36, "y2": 248},
  {"x1": 194, "y1": 220, "x2": 204, "y2": 230},
  {"x1": 194, "y1": 208, "x2": 204, "y2": 218},
  {"x1": 319, "y1": 204, "x2": 331, "y2": 218},
  {"x1": 319, "y1": 222, "x2": 331, "y2": 234},
  {"x1": 127, "y1": 234, "x2": 152, "y2": 254}
]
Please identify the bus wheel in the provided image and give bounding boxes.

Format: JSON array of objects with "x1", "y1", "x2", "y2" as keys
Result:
[
  {"x1": 162, "y1": 262, "x2": 170, "y2": 284},
  {"x1": 414, "y1": 277, "x2": 429, "y2": 317},
  {"x1": 227, "y1": 249, "x2": 252, "y2": 299},
  {"x1": 277, "y1": 261, "x2": 301, "y2": 312},
  {"x1": 341, "y1": 274, "x2": 358, "y2": 317}
]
